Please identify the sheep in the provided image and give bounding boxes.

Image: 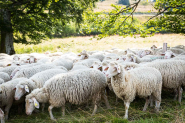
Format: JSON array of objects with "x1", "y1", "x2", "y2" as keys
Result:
[
  {"x1": 172, "y1": 45, "x2": 185, "y2": 50},
  {"x1": 90, "y1": 61, "x2": 102, "y2": 70},
  {"x1": 77, "y1": 50, "x2": 89, "y2": 60},
  {"x1": 125, "y1": 53, "x2": 153, "y2": 63},
  {"x1": 12, "y1": 64, "x2": 60, "y2": 79},
  {"x1": 144, "y1": 60, "x2": 185, "y2": 103},
  {"x1": 0, "y1": 66, "x2": 17, "y2": 76},
  {"x1": 0, "y1": 72, "x2": 10, "y2": 82},
  {"x1": 0, "y1": 109, "x2": 5, "y2": 123},
  {"x1": 163, "y1": 50, "x2": 177, "y2": 59},
  {"x1": 137, "y1": 49, "x2": 154, "y2": 58},
  {"x1": 0, "y1": 78, "x2": 4, "y2": 84},
  {"x1": 71, "y1": 64, "x2": 90, "y2": 71},
  {"x1": 105, "y1": 61, "x2": 162, "y2": 119},
  {"x1": 156, "y1": 48, "x2": 184, "y2": 56},
  {"x1": 74, "y1": 58, "x2": 101, "y2": 68},
  {"x1": 14, "y1": 69, "x2": 67, "y2": 100},
  {"x1": 10, "y1": 63, "x2": 42, "y2": 78},
  {"x1": 52, "y1": 58, "x2": 73, "y2": 70},
  {"x1": 25, "y1": 69, "x2": 110, "y2": 121},
  {"x1": 0, "y1": 78, "x2": 28, "y2": 120}
]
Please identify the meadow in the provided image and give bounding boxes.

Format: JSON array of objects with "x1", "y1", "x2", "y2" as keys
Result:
[{"x1": 10, "y1": 33, "x2": 185, "y2": 123}]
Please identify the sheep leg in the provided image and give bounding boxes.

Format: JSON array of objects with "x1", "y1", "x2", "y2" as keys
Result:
[
  {"x1": 173, "y1": 89, "x2": 178, "y2": 101},
  {"x1": 155, "y1": 100, "x2": 161, "y2": 112},
  {"x1": 143, "y1": 97, "x2": 150, "y2": 111},
  {"x1": 61, "y1": 105, "x2": 65, "y2": 116},
  {"x1": 48, "y1": 105, "x2": 56, "y2": 121},
  {"x1": 4, "y1": 104, "x2": 12, "y2": 120},
  {"x1": 41, "y1": 103, "x2": 45, "y2": 112},
  {"x1": 149, "y1": 95, "x2": 154, "y2": 107},
  {"x1": 92, "y1": 104, "x2": 98, "y2": 116},
  {"x1": 124, "y1": 101, "x2": 130, "y2": 119},
  {"x1": 102, "y1": 92, "x2": 111, "y2": 109},
  {"x1": 178, "y1": 87, "x2": 183, "y2": 104}
]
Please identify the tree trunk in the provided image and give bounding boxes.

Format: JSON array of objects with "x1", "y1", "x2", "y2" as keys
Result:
[
  {"x1": 1, "y1": 9, "x2": 15, "y2": 55},
  {"x1": 0, "y1": 30, "x2": 6, "y2": 53}
]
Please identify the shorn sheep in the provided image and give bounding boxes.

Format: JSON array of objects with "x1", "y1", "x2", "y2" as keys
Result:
[
  {"x1": 25, "y1": 69, "x2": 110, "y2": 121},
  {"x1": 106, "y1": 61, "x2": 162, "y2": 119}
]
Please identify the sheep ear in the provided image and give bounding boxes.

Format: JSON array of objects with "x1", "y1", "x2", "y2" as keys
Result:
[
  {"x1": 172, "y1": 53, "x2": 176, "y2": 58},
  {"x1": 25, "y1": 85, "x2": 29, "y2": 93},
  {"x1": 116, "y1": 65, "x2": 121, "y2": 73},
  {"x1": 32, "y1": 98, "x2": 39, "y2": 109},
  {"x1": 34, "y1": 58, "x2": 37, "y2": 62},
  {"x1": 104, "y1": 67, "x2": 109, "y2": 71}
]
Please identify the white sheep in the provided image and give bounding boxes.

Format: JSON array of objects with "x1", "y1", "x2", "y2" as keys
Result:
[
  {"x1": 125, "y1": 53, "x2": 153, "y2": 63},
  {"x1": 74, "y1": 58, "x2": 101, "y2": 68},
  {"x1": 12, "y1": 64, "x2": 60, "y2": 79},
  {"x1": 0, "y1": 78, "x2": 28, "y2": 120},
  {"x1": 0, "y1": 72, "x2": 10, "y2": 82},
  {"x1": 0, "y1": 109, "x2": 5, "y2": 123},
  {"x1": 106, "y1": 61, "x2": 162, "y2": 119},
  {"x1": 0, "y1": 78, "x2": 4, "y2": 84},
  {"x1": 144, "y1": 60, "x2": 185, "y2": 103},
  {"x1": 0, "y1": 66, "x2": 17, "y2": 76},
  {"x1": 25, "y1": 69, "x2": 110, "y2": 121},
  {"x1": 70, "y1": 64, "x2": 90, "y2": 71},
  {"x1": 52, "y1": 58, "x2": 73, "y2": 70}
]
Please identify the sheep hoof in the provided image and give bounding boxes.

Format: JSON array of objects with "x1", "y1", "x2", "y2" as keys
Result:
[{"x1": 51, "y1": 118, "x2": 57, "y2": 122}]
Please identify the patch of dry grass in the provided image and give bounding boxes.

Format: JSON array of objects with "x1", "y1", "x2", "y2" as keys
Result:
[
  {"x1": 94, "y1": 0, "x2": 157, "y2": 12},
  {"x1": 15, "y1": 34, "x2": 185, "y2": 54}
]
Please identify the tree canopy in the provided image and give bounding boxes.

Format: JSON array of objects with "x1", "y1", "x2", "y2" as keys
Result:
[{"x1": 0, "y1": 0, "x2": 98, "y2": 54}]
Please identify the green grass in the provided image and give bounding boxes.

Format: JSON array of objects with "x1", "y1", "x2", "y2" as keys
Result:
[{"x1": 6, "y1": 90, "x2": 185, "y2": 123}]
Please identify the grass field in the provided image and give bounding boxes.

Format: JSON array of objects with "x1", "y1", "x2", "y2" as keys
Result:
[
  {"x1": 10, "y1": 33, "x2": 185, "y2": 122},
  {"x1": 15, "y1": 34, "x2": 185, "y2": 54}
]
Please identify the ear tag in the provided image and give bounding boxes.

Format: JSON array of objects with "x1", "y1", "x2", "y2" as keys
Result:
[
  {"x1": 25, "y1": 85, "x2": 29, "y2": 93},
  {"x1": 34, "y1": 103, "x2": 38, "y2": 107}
]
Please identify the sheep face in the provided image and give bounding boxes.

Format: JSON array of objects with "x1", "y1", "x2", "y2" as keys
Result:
[
  {"x1": 10, "y1": 67, "x2": 21, "y2": 79},
  {"x1": 101, "y1": 62, "x2": 109, "y2": 74},
  {"x1": 106, "y1": 62, "x2": 121, "y2": 78},
  {"x1": 151, "y1": 45, "x2": 157, "y2": 50},
  {"x1": 125, "y1": 55, "x2": 136, "y2": 63},
  {"x1": 13, "y1": 55, "x2": 20, "y2": 61},
  {"x1": 11, "y1": 60, "x2": 20, "y2": 66},
  {"x1": 29, "y1": 56, "x2": 37, "y2": 64},
  {"x1": 91, "y1": 61, "x2": 102, "y2": 70},
  {"x1": 26, "y1": 97, "x2": 39, "y2": 115},
  {"x1": 14, "y1": 84, "x2": 28, "y2": 100},
  {"x1": 165, "y1": 50, "x2": 176, "y2": 59}
]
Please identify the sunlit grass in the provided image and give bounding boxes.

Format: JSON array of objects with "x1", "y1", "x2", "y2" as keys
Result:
[{"x1": 14, "y1": 34, "x2": 185, "y2": 54}]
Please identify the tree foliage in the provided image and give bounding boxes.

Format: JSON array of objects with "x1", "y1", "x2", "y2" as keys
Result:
[{"x1": 0, "y1": 0, "x2": 98, "y2": 45}]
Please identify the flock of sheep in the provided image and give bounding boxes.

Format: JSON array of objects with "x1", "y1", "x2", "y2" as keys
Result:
[{"x1": 0, "y1": 44, "x2": 185, "y2": 122}]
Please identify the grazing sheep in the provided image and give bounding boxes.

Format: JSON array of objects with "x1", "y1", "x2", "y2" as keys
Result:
[
  {"x1": 0, "y1": 72, "x2": 10, "y2": 82},
  {"x1": 12, "y1": 64, "x2": 60, "y2": 79},
  {"x1": 25, "y1": 69, "x2": 110, "y2": 121},
  {"x1": 0, "y1": 78, "x2": 4, "y2": 84},
  {"x1": 0, "y1": 78, "x2": 28, "y2": 120},
  {"x1": 144, "y1": 60, "x2": 185, "y2": 103},
  {"x1": 14, "y1": 69, "x2": 67, "y2": 101},
  {"x1": 106, "y1": 61, "x2": 162, "y2": 119},
  {"x1": 0, "y1": 109, "x2": 5, "y2": 123}
]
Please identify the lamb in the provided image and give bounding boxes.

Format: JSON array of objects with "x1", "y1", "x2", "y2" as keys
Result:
[
  {"x1": 125, "y1": 53, "x2": 153, "y2": 63},
  {"x1": 12, "y1": 64, "x2": 60, "y2": 79},
  {"x1": 0, "y1": 72, "x2": 10, "y2": 82},
  {"x1": 0, "y1": 109, "x2": 5, "y2": 123},
  {"x1": 77, "y1": 50, "x2": 89, "y2": 60},
  {"x1": 0, "y1": 78, "x2": 28, "y2": 120},
  {"x1": 25, "y1": 69, "x2": 110, "y2": 121},
  {"x1": 52, "y1": 58, "x2": 73, "y2": 70},
  {"x1": 144, "y1": 60, "x2": 185, "y2": 103},
  {"x1": 0, "y1": 78, "x2": 4, "y2": 84},
  {"x1": 105, "y1": 61, "x2": 162, "y2": 119}
]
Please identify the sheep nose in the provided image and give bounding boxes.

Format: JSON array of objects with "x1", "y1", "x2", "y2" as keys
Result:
[{"x1": 26, "y1": 112, "x2": 31, "y2": 115}]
